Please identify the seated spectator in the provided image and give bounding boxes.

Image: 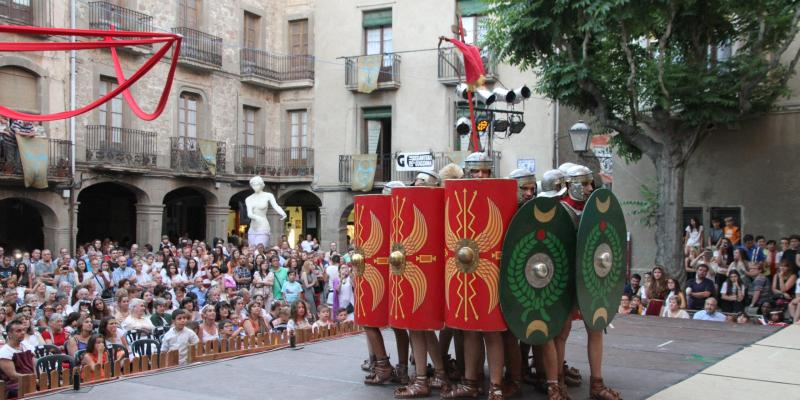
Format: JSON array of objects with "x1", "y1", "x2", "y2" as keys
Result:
[
  {"x1": 770, "y1": 259, "x2": 797, "y2": 309},
  {"x1": 730, "y1": 248, "x2": 750, "y2": 277},
  {"x1": 312, "y1": 304, "x2": 334, "y2": 331},
  {"x1": 629, "y1": 295, "x2": 642, "y2": 315},
  {"x1": 665, "y1": 278, "x2": 686, "y2": 309},
  {"x1": 150, "y1": 298, "x2": 172, "y2": 328},
  {"x1": 623, "y1": 274, "x2": 641, "y2": 297},
  {"x1": 789, "y1": 277, "x2": 800, "y2": 324},
  {"x1": 269, "y1": 306, "x2": 290, "y2": 333},
  {"x1": 719, "y1": 270, "x2": 746, "y2": 313},
  {"x1": 198, "y1": 305, "x2": 219, "y2": 343},
  {"x1": 100, "y1": 317, "x2": 128, "y2": 358},
  {"x1": 642, "y1": 266, "x2": 668, "y2": 307},
  {"x1": 121, "y1": 298, "x2": 155, "y2": 334},
  {"x1": 735, "y1": 313, "x2": 751, "y2": 324},
  {"x1": 281, "y1": 270, "x2": 303, "y2": 303},
  {"x1": 661, "y1": 296, "x2": 690, "y2": 319},
  {"x1": 286, "y1": 300, "x2": 311, "y2": 331},
  {"x1": 617, "y1": 294, "x2": 632, "y2": 315},
  {"x1": 41, "y1": 313, "x2": 67, "y2": 349},
  {"x1": 745, "y1": 263, "x2": 771, "y2": 309},
  {"x1": 686, "y1": 264, "x2": 715, "y2": 310},
  {"x1": 16, "y1": 314, "x2": 44, "y2": 349},
  {"x1": 0, "y1": 320, "x2": 35, "y2": 399},
  {"x1": 766, "y1": 311, "x2": 789, "y2": 327},
  {"x1": 692, "y1": 298, "x2": 726, "y2": 322},
  {"x1": 218, "y1": 319, "x2": 235, "y2": 341},
  {"x1": 708, "y1": 218, "x2": 724, "y2": 248},
  {"x1": 81, "y1": 334, "x2": 108, "y2": 380},
  {"x1": 723, "y1": 217, "x2": 741, "y2": 246},
  {"x1": 243, "y1": 302, "x2": 270, "y2": 336},
  {"x1": 160, "y1": 309, "x2": 199, "y2": 366},
  {"x1": 66, "y1": 315, "x2": 94, "y2": 356}
]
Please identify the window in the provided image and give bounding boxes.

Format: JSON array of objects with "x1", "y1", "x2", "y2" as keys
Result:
[
  {"x1": 711, "y1": 207, "x2": 742, "y2": 231},
  {"x1": 178, "y1": 0, "x2": 201, "y2": 27},
  {"x1": 288, "y1": 109, "x2": 308, "y2": 159},
  {"x1": 0, "y1": 66, "x2": 38, "y2": 115},
  {"x1": 457, "y1": 0, "x2": 488, "y2": 46},
  {"x1": 363, "y1": 9, "x2": 392, "y2": 56},
  {"x1": 98, "y1": 77, "x2": 123, "y2": 142},
  {"x1": 243, "y1": 12, "x2": 260, "y2": 49},
  {"x1": 363, "y1": 107, "x2": 391, "y2": 181},
  {"x1": 289, "y1": 19, "x2": 308, "y2": 56},
  {"x1": 178, "y1": 92, "x2": 200, "y2": 151},
  {"x1": 240, "y1": 106, "x2": 257, "y2": 160}
]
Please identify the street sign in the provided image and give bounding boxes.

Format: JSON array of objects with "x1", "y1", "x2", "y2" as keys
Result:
[{"x1": 395, "y1": 152, "x2": 434, "y2": 172}]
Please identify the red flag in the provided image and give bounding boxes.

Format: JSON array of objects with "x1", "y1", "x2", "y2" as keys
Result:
[{"x1": 447, "y1": 38, "x2": 486, "y2": 90}]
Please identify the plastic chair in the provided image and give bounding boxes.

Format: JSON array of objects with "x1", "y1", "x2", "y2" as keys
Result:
[
  {"x1": 130, "y1": 339, "x2": 162, "y2": 369},
  {"x1": 125, "y1": 329, "x2": 147, "y2": 344},
  {"x1": 33, "y1": 344, "x2": 61, "y2": 358},
  {"x1": 35, "y1": 354, "x2": 75, "y2": 388},
  {"x1": 74, "y1": 349, "x2": 87, "y2": 365},
  {"x1": 152, "y1": 326, "x2": 168, "y2": 342}
]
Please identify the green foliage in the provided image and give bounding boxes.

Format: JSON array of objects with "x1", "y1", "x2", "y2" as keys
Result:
[
  {"x1": 484, "y1": 0, "x2": 800, "y2": 151},
  {"x1": 623, "y1": 184, "x2": 658, "y2": 227}
]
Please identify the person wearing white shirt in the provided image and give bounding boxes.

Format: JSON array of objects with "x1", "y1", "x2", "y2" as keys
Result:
[
  {"x1": 300, "y1": 234, "x2": 314, "y2": 253},
  {"x1": 692, "y1": 298, "x2": 726, "y2": 322},
  {"x1": 160, "y1": 309, "x2": 199, "y2": 365},
  {"x1": 325, "y1": 256, "x2": 341, "y2": 305}
]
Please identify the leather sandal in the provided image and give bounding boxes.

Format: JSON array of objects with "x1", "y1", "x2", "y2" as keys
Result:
[
  {"x1": 362, "y1": 355, "x2": 376, "y2": 372},
  {"x1": 487, "y1": 383, "x2": 504, "y2": 400},
  {"x1": 430, "y1": 371, "x2": 451, "y2": 391},
  {"x1": 546, "y1": 382, "x2": 568, "y2": 400},
  {"x1": 446, "y1": 357, "x2": 462, "y2": 381},
  {"x1": 564, "y1": 374, "x2": 581, "y2": 387},
  {"x1": 395, "y1": 376, "x2": 432, "y2": 398},
  {"x1": 589, "y1": 377, "x2": 622, "y2": 400},
  {"x1": 501, "y1": 379, "x2": 521, "y2": 398},
  {"x1": 523, "y1": 371, "x2": 547, "y2": 394},
  {"x1": 440, "y1": 378, "x2": 481, "y2": 399},
  {"x1": 563, "y1": 362, "x2": 581, "y2": 381},
  {"x1": 393, "y1": 363, "x2": 410, "y2": 385},
  {"x1": 364, "y1": 358, "x2": 394, "y2": 385}
]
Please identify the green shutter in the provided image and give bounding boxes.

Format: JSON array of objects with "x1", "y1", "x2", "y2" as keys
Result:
[
  {"x1": 363, "y1": 106, "x2": 392, "y2": 120},
  {"x1": 363, "y1": 9, "x2": 392, "y2": 28},
  {"x1": 458, "y1": 0, "x2": 488, "y2": 16}
]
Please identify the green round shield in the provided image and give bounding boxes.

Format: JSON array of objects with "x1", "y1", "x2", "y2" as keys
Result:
[
  {"x1": 500, "y1": 197, "x2": 576, "y2": 345},
  {"x1": 575, "y1": 189, "x2": 627, "y2": 331}
]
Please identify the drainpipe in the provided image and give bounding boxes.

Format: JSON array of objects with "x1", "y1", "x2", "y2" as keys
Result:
[
  {"x1": 68, "y1": 0, "x2": 77, "y2": 252},
  {"x1": 553, "y1": 100, "x2": 559, "y2": 168}
]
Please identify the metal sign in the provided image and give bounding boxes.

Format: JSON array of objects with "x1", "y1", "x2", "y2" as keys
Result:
[{"x1": 395, "y1": 152, "x2": 434, "y2": 172}]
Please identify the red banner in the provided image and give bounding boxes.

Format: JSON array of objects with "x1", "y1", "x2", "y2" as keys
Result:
[
  {"x1": 352, "y1": 195, "x2": 391, "y2": 328},
  {"x1": 0, "y1": 25, "x2": 181, "y2": 122}
]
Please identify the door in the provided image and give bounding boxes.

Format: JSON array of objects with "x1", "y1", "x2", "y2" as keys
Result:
[
  {"x1": 364, "y1": 117, "x2": 391, "y2": 182},
  {"x1": 365, "y1": 25, "x2": 393, "y2": 82}
]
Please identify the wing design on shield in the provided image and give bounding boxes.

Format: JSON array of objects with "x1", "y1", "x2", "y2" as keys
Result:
[
  {"x1": 390, "y1": 198, "x2": 429, "y2": 318},
  {"x1": 353, "y1": 206, "x2": 386, "y2": 313}
]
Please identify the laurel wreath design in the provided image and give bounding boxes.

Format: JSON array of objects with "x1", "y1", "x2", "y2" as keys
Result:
[
  {"x1": 581, "y1": 221, "x2": 623, "y2": 310},
  {"x1": 507, "y1": 231, "x2": 567, "y2": 322}
]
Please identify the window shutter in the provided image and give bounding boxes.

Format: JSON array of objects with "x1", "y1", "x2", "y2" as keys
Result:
[
  {"x1": 0, "y1": 67, "x2": 38, "y2": 114},
  {"x1": 363, "y1": 106, "x2": 392, "y2": 120},
  {"x1": 457, "y1": 0, "x2": 488, "y2": 16},
  {"x1": 362, "y1": 9, "x2": 391, "y2": 28}
]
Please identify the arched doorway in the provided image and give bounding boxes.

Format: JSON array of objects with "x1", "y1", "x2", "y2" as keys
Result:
[
  {"x1": 163, "y1": 187, "x2": 207, "y2": 242},
  {"x1": 228, "y1": 189, "x2": 253, "y2": 245},
  {"x1": 0, "y1": 198, "x2": 44, "y2": 250},
  {"x1": 339, "y1": 204, "x2": 354, "y2": 249},
  {"x1": 78, "y1": 183, "x2": 137, "y2": 247},
  {"x1": 281, "y1": 190, "x2": 322, "y2": 245}
]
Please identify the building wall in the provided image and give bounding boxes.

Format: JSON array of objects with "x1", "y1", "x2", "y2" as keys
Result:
[{"x1": 312, "y1": 0, "x2": 556, "y2": 246}]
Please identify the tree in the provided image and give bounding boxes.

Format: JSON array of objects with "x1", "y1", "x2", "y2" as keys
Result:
[{"x1": 485, "y1": 0, "x2": 800, "y2": 281}]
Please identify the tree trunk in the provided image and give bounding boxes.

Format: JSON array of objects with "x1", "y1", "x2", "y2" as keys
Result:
[{"x1": 652, "y1": 142, "x2": 687, "y2": 283}]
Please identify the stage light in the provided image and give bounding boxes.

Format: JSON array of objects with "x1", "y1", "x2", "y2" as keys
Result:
[
  {"x1": 455, "y1": 117, "x2": 472, "y2": 135},
  {"x1": 493, "y1": 119, "x2": 510, "y2": 132},
  {"x1": 511, "y1": 85, "x2": 532, "y2": 104},
  {"x1": 493, "y1": 88, "x2": 516, "y2": 103},
  {"x1": 456, "y1": 83, "x2": 469, "y2": 100},
  {"x1": 510, "y1": 115, "x2": 526, "y2": 134},
  {"x1": 475, "y1": 88, "x2": 496, "y2": 106}
]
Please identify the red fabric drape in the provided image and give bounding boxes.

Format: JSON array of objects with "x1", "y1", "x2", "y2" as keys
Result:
[{"x1": 0, "y1": 24, "x2": 181, "y2": 122}]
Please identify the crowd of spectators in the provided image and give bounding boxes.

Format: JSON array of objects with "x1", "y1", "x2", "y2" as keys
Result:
[
  {"x1": 0, "y1": 233, "x2": 354, "y2": 396},
  {"x1": 619, "y1": 217, "x2": 800, "y2": 326}
]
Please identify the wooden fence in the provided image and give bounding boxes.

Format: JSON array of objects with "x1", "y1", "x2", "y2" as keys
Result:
[{"x1": 11, "y1": 322, "x2": 363, "y2": 398}]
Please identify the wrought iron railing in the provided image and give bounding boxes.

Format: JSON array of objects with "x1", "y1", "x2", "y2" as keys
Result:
[
  {"x1": 344, "y1": 53, "x2": 401, "y2": 89},
  {"x1": 170, "y1": 137, "x2": 226, "y2": 174},
  {"x1": 171, "y1": 27, "x2": 223, "y2": 68},
  {"x1": 0, "y1": 136, "x2": 71, "y2": 179},
  {"x1": 240, "y1": 49, "x2": 314, "y2": 81},
  {"x1": 85, "y1": 125, "x2": 157, "y2": 168},
  {"x1": 234, "y1": 145, "x2": 314, "y2": 178},
  {"x1": 0, "y1": 0, "x2": 50, "y2": 26},
  {"x1": 88, "y1": 1, "x2": 153, "y2": 32},
  {"x1": 437, "y1": 47, "x2": 497, "y2": 81},
  {"x1": 338, "y1": 151, "x2": 502, "y2": 185}
]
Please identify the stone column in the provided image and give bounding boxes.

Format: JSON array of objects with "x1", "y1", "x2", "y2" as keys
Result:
[
  {"x1": 205, "y1": 205, "x2": 231, "y2": 245},
  {"x1": 136, "y1": 204, "x2": 165, "y2": 247},
  {"x1": 266, "y1": 208, "x2": 284, "y2": 248},
  {"x1": 43, "y1": 226, "x2": 71, "y2": 253}
]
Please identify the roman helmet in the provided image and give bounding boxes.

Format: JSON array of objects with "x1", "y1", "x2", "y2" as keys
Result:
[
  {"x1": 508, "y1": 168, "x2": 537, "y2": 203},
  {"x1": 464, "y1": 152, "x2": 493, "y2": 178},
  {"x1": 539, "y1": 169, "x2": 567, "y2": 198},
  {"x1": 565, "y1": 164, "x2": 594, "y2": 202},
  {"x1": 413, "y1": 171, "x2": 440, "y2": 187},
  {"x1": 382, "y1": 180, "x2": 406, "y2": 195}
]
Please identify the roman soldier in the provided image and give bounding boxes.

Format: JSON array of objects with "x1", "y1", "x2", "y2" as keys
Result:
[{"x1": 509, "y1": 168, "x2": 537, "y2": 205}]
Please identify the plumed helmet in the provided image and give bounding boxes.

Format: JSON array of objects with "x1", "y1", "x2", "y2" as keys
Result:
[
  {"x1": 539, "y1": 169, "x2": 567, "y2": 198},
  {"x1": 565, "y1": 164, "x2": 594, "y2": 201},
  {"x1": 464, "y1": 152, "x2": 493, "y2": 172},
  {"x1": 382, "y1": 180, "x2": 406, "y2": 195}
]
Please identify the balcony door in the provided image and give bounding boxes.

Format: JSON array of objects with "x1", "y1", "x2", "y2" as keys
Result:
[
  {"x1": 363, "y1": 107, "x2": 391, "y2": 182},
  {"x1": 178, "y1": 0, "x2": 201, "y2": 27},
  {"x1": 240, "y1": 106, "x2": 258, "y2": 168},
  {"x1": 178, "y1": 92, "x2": 199, "y2": 150},
  {"x1": 98, "y1": 77, "x2": 123, "y2": 144},
  {"x1": 288, "y1": 109, "x2": 308, "y2": 160},
  {"x1": 243, "y1": 12, "x2": 260, "y2": 49},
  {"x1": 364, "y1": 9, "x2": 392, "y2": 82}
]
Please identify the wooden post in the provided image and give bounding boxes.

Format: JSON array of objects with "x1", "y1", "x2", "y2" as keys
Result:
[
  {"x1": 18, "y1": 374, "x2": 36, "y2": 397},
  {"x1": 158, "y1": 352, "x2": 167, "y2": 369},
  {"x1": 103, "y1": 360, "x2": 112, "y2": 379},
  {"x1": 131, "y1": 356, "x2": 141, "y2": 373},
  {"x1": 167, "y1": 349, "x2": 179, "y2": 367}
]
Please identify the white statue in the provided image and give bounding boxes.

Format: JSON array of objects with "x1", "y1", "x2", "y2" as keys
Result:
[{"x1": 245, "y1": 176, "x2": 286, "y2": 248}]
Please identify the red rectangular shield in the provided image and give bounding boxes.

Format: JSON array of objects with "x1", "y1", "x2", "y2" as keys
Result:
[
  {"x1": 444, "y1": 179, "x2": 518, "y2": 331},
  {"x1": 352, "y1": 195, "x2": 391, "y2": 328},
  {"x1": 388, "y1": 187, "x2": 445, "y2": 330}
]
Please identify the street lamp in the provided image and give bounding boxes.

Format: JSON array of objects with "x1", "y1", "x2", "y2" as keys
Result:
[{"x1": 568, "y1": 120, "x2": 592, "y2": 153}]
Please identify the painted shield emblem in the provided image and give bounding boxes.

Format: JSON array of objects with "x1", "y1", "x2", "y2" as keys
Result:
[
  {"x1": 500, "y1": 196, "x2": 576, "y2": 345},
  {"x1": 352, "y1": 194, "x2": 391, "y2": 328},
  {"x1": 576, "y1": 189, "x2": 627, "y2": 331}
]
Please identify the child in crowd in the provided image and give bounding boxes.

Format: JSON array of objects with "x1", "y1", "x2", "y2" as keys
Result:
[
  {"x1": 270, "y1": 307, "x2": 290, "y2": 332},
  {"x1": 312, "y1": 304, "x2": 334, "y2": 331},
  {"x1": 335, "y1": 308, "x2": 348, "y2": 324},
  {"x1": 160, "y1": 309, "x2": 199, "y2": 365},
  {"x1": 630, "y1": 295, "x2": 643, "y2": 315},
  {"x1": 281, "y1": 271, "x2": 303, "y2": 303}
]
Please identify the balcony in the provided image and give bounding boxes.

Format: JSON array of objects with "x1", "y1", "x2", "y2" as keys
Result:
[
  {"x1": 240, "y1": 49, "x2": 314, "y2": 90},
  {"x1": 437, "y1": 47, "x2": 497, "y2": 86},
  {"x1": 345, "y1": 53, "x2": 401, "y2": 91},
  {"x1": 170, "y1": 137, "x2": 226, "y2": 176},
  {"x1": 88, "y1": 2, "x2": 153, "y2": 55},
  {"x1": 171, "y1": 27, "x2": 223, "y2": 71},
  {"x1": 337, "y1": 151, "x2": 502, "y2": 186},
  {"x1": 0, "y1": 0, "x2": 50, "y2": 27},
  {"x1": 234, "y1": 145, "x2": 314, "y2": 181},
  {"x1": 0, "y1": 137, "x2": 71, "y2": 183},
  {"x1": 85, "y1": 125, "x2": 157, "y2": 171}
]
